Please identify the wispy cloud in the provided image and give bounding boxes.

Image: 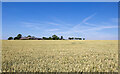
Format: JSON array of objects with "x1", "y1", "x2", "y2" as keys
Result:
[
  {"x1": 47, "y1": 29, "x2": 60, "y2": 31},
  {"x1": 47, "y1": 22, "x2": 60, "y2": 25},
  {"x1": 82, "y1": 13, "x2": 96, "y2": 23},
  {"x1": 21, "y1": 13, "x2": 117, "y2": 40},
  {"x1": 21, "y1": 22, "x2": 61, "y2": 32},
  {"x1": 51, "y1": 13, "x2": 118, "y2": 39},
  {"x1": 71, "y1": 13, "x2": 117, "y2": 32},
  {"x1": 21, "y1": 22, "x2": 46, "y2": 30},
  {"x1": 84, "y1": 22, "x2": 97, "y2": 27},
  {"x1": 83, "y1": 25, "x2": 117, "y2": 32},
  {"x1": 70, "y1": 13, "x2": 97, "y2": 32}
]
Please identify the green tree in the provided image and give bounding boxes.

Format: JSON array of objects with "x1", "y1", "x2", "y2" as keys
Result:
[
  {"x1": 60, "y1": 36, "x2": 63, "y2": 40},
  {"x1": 75, "y1": 38, "x2": 78, "y2": 40},
  {"x1": 57, "y1": 37, "x2": 60, "y2": 40},
  {"x1": 68, "y1": 37, "x2": 72, "y2": 40},
  {"x1": 69, "y1": 37, "x2": 74, "y2": 40},
  {"x1": 14, "y1": 37, "x2": 19, "y2": 40},
  {"x1": 27, "y1": 35, "x2": 31, "y2": 37},
  {"x1": 17, "y1": 34, "x2": 22, "y2": 39},
  {"x1": 8, "y1": 37, "x2": 13, "y2": 40},
  {"x1": 79, "y1": 38, "x2": 82, "y2": 40},
  {"x1": 42, "y1": 37, "x2": 46, "y2": 40},
  {"x1": 52, "y1": 35, "x2": 58, "y2": 40},
  {"x1": 71, "y1": 37, "x2": 74, "y2": 40},
  {"x1": 83, "y1": 38, "x2": 85, "y2": 40},
  {"x1": 49, "y1": 37, "x2": 52, "y2": 40}
]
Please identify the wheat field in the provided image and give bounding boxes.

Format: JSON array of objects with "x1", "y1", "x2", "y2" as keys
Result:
[{"x1": 2, "y1": 40, "x2": 118, "y2": 72}]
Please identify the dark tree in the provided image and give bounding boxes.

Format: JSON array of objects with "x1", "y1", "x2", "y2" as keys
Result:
[
  {"x1": 75, "y1": 38, "x2": 78, "y2": 40},
  {"x1": 42, "y1": 37, "x2": 46, "y2": 40},
  {"x1": 14, "y1": 37, "x2": 19, "y2": 40},
  {"x1": 46, "y1": 38, "x2": 49, "y2": 40},
  {"x1": 71, "y1": 37, "x2": 74, "y2": 40},
  {"x1": 17, "y1": 34, "x2": 22, "y2": 39},
  {"x1": 83, "y1": 38, "x2": 85, "y2": 40},
  {"x1": 68, "y1": 37, "x2": 72, "y2": 40},
  {"x1": 78, "y1": 38, "x2": 82, "y2": 40},
  {"x1": 75, "y1": 37, "x2": 82, "y2": 40},
  {"x1": 60, "y1": 36, "x2": 63, "y2": 40},
  {"x1": 8, "y1": 37, "x2": 13, "y2": 40},
  {"x1": 27, "y1": 35, "x2": 31, "y2": 37},
  {"x1": 57, "y1": 37, "x2": 60, "y2": 40},
  {"x1": 49, "y1": 37, "x2": 52, "y2": 40},
  {"x1": 52, "y1": 35, "x2": 58, "y2": 40}
]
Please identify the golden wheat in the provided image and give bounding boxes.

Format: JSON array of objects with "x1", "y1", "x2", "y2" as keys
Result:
[{"x1": 2, "y1": 40, "x2": 118, "y2": 72}]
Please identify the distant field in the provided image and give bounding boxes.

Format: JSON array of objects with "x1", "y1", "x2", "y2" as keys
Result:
[{"x1": 2, "y1": 40, "x2": 118, "y2": 72}]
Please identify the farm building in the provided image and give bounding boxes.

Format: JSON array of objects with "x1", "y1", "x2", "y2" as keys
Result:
[{"x1": 20, "y1": 37, "x2": 42, "y2": 40}]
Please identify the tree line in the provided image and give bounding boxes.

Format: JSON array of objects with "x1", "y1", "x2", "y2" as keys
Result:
[{"x1": 8, "y1": 34, "x2": 85, "y2": 40}]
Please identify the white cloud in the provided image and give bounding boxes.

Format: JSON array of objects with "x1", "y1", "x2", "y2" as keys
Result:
[
  {"x1": 82, "y1": 13, "x2": 96, "y2": 23},
  {"x1": 84, "y1": 22, "x2": 97, "y2": 27},
  {"x1": 47, "y1": 29, "x2": 60, "y2": 31},
  {"x1": 21, "y1": 13, "x2": 118, "y2": 40},
  {"x1": 48, "y1": 22, "x2": 60, "y2": 25},
  {"x1": 71, "y1": 13, "x2": 117, "y2": 33},
  {"x1": 51, "y1": 13, "x2": 118, "y2": 40},
  {"x1": 72, "y1": 13, "x2": 96, "y2": 31},
  {"x1": 21, "y1": 22, "x2": 43, "y2": 30},
  {"x1": 83, "y1": 25, "x2": 117, "y2": 32},
  {"x1": 21, "y1": 22, "x2": 61, "y2": 31}
]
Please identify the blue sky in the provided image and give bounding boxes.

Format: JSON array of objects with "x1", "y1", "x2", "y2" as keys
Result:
[{"x1": 2, "y1": 2, "x2": 118, "y2": 40}]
